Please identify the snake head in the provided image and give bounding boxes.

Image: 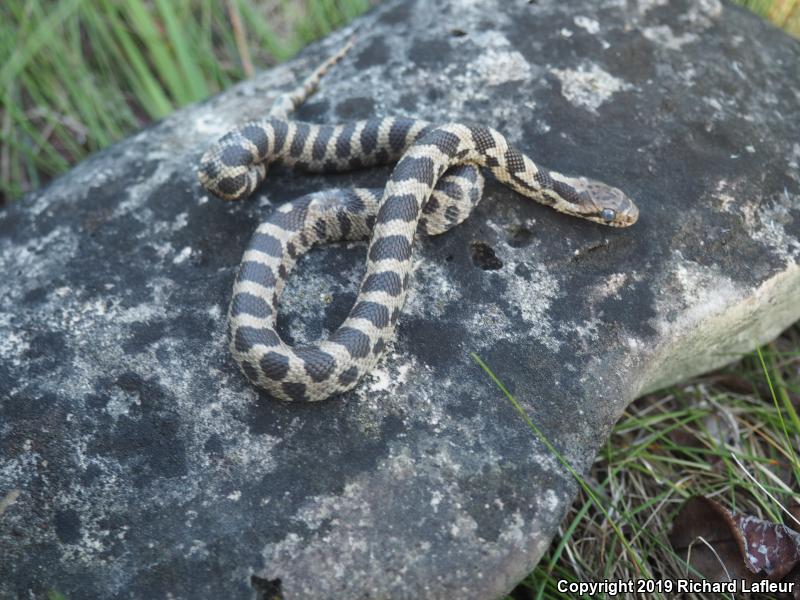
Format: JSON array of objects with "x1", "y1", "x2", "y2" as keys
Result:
[{"x1": 565, "y1": 176, "x2": 639, "y2": 227}]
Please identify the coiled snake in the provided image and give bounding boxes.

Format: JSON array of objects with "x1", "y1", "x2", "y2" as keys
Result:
[{"x1": 198, "y1": 39, "x2": 639, "y2": 402}]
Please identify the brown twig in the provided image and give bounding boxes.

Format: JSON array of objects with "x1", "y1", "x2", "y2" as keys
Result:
[
  {"x1": 1, "y1": 92, "x2": 12, "y2": 200},
  {"x1": 226, "y1": 0, "x2": 254, "y2": 79}
]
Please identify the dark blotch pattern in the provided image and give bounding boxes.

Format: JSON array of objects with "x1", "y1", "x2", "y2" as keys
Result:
[
  {"x1": 389, "y1": 118, "x2": 414, "y2": 153},
  {"x1": 438, "y1": 180, "x2": 463, "y2": 200},
  {"x1": 344, "y1": 192, "x2": 367, "y2": 213},
  {"x1": 311, "y1": 126, "x2": 334, "y2": 161},
  {"x1": 335, "y1": 123, "x2": 356, "y2": 158},
  {"x1": 260, "y1": 351, "x2": 290, "y2": 380},
  {"x1": 338, "y1": 366, "x2": 359, "y2": 387},
  {"x1": 234, "y1": 327, "x2": 280, "y2": 353},
  {"x1": 362, "y1": 271, "x2": 403, "y2": 296},
  {"x1": 552, "y1": 179, "x2": 580, "y2": 203},
  {"x1": 219, "y1": 130, "x2": 239, "y2": 145},
  {"x1": 230, "y1": 292, "x2": 272, "y2": 319},
  {"x1": 504, "y1": 148, "x2": 525, "y2": 173},
  {"x1": 378, "y1": 194, "x2": 419, "y2": 223},
  {"x1": 329, "y1": 327, "x2": 371, "y2": 358},
  {"x1": 295, "y1": 347, "x2": 336, "y2": 382},
  {"x1": 424, "y1": 130, "x2": 462, "y2": 156},
  {"x1": 392, "y1": 156, "x2": 435, "y2": 186},
  {"x1": 337, "y1": 211, "x2": 352, "y2": 239},
  {"x1": 351, "y1": 301, "x2": 390, "y2": 328},
  {"x1": 217, "y1": 175, "x2": 247, "y2": 197},
  {"x1": 360, "y1": 120, "x2": 380, "y2": 154},
  {"x1": 202, "y1": 160, "x2": 220, "y2": 180},
  {"x1": 271, "y1": 205, "x2": 308, "y2": 232},
  {"x1": 534, "y1": 167, "x2": 554, "y2": 189},
  {"x1": 469, "y1": 126, "x2": 496, "y2": 153},
  {"x1": 289, "y1": 123, "x2": 310, "y2": 158},
  {"x1": 269, "y1": 119, "x2": 288, "y2": 153},
  {"x1": 221, "y1": 145, "x2": 252, "y2": 167},
  {"x1": 369, "y1": 235, "x2": 412, "y2": 262},
  {"x1": 423, "y1": 196, "x2": 439, "y2": 215},
  {"x1": 241, "y1": 124, "x2": 270, "y2": 157},
  {"x1": 238, "y1": 262, "x2": 277, "y2": 288},
  {"x1": 249, "y1": 232, "x2": 283, "y2": 257}
]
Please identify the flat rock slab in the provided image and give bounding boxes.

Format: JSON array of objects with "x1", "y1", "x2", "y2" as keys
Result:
[{"x1": 2, "y1": 0, "x2": 799, "y2": 598}]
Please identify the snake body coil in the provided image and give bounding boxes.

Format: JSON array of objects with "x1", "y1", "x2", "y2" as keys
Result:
[{"x1": 198, "y1": 41, "x2": 639, "y2": 402}]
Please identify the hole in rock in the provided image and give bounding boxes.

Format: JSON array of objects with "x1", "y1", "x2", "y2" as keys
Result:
[
  {"x1": 470, "y1": 241, "x2": 503, "y2": 270},
  {"x1": 251, "y1": 575, "x2": 283, "y2": 600}
]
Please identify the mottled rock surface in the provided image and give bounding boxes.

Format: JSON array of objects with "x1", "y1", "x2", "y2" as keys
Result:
[{"x1": 2, "y1": 0, "x2": 799, "y2": 598}]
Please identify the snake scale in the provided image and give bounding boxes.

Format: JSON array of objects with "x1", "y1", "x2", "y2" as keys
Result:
[{"x1": 198, "y1": 39, "x2": 639, "y2": 402}]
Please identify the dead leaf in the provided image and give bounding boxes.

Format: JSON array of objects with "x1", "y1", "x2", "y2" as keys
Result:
[
  {"x1": 670, "y1": 496, "x2": 800, "y2": 599},
  {"x1": 788, "y1": 504, "x2": 800, "y2": 534}
]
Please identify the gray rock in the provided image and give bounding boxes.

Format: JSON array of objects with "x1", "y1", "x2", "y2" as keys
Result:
[{"x1": 1, "y1": 0, "x2": 799, "y2": 598}]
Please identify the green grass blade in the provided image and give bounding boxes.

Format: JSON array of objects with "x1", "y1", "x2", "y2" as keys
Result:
[
  {"x1": 0, "y1": 0, "x2": 84, "y2": 92},
  {"x1": 93, "y1": 0, "x2": 174, "y2": 118},
  {"x1": 123, "y1": 0, "x2": 189, "y2": 104},
  {"x1": 154, "y1": 0, "x2": 209, "y2": 100}
]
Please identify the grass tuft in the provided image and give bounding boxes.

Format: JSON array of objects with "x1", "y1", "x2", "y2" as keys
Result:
[
  {"x1": 0, "y1": 0, "x2": 373, "y2": 202},
  {"x1": 486, "y1": 324, "x2": 800, "y2": 599}
]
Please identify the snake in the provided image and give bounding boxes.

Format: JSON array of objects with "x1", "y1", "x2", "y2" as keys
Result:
[{"x1": 198, "y1": 38, "x2": 639, "y2": 402}]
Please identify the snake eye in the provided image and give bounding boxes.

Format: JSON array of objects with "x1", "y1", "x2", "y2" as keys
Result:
[{"x1": 600, "y1": 208, "x2": 616, "y2": 222}]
